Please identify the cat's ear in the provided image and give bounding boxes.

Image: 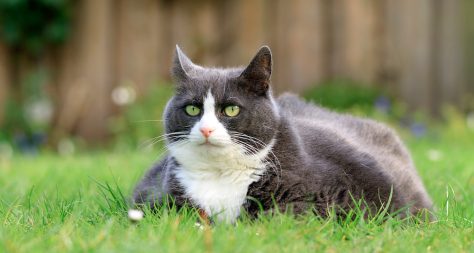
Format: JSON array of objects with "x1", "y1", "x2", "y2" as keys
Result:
[
  {"x1": 172, "y1": 45, "x2": 194, "y2": 82},
  {"x1": 239, "y1": 46, "x2": 272, "y2": 95}
]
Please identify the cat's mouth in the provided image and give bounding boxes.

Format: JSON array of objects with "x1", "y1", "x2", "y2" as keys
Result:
[{"x1": 198, "y1": 139, "x2": 224, "y2": 148}]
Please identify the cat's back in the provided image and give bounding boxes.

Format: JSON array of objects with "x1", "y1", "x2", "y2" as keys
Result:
[
  {"x1": 276, "y1": 93, "x2": 433, "y2": 211},
  {"x1": 277, "y1": 93, "x2": 405, "y2": 157}
]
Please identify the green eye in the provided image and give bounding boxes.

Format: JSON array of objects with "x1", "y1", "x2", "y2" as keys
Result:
[
  {"x1": 224, "y1": 105, "x2": 240, "y2": 117},
  {"x1": 185, "y1": 105, "x2": 201, "y2": 116}
]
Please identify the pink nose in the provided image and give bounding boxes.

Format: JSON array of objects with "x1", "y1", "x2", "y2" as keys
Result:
[{"x1": 200, "y1": 127, "x2": 214, "y2": 138}]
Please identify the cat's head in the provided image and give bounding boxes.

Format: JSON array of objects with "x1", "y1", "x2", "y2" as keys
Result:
[{"x1": 163, "y1": 46, "x2": 280, "y2": 162}]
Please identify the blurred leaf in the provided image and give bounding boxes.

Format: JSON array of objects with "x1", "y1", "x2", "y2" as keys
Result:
[{"x1": 0, "y1": 0, "x2": 71, "y2": 54}]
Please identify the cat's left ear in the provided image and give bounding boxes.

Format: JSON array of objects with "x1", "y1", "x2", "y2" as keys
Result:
[
  {"x1": 239, "y1": 46, "x2": 272, "y2": 96},
  {"x1": 172, "y1": 45, "x2": 195, "y2": 83}
]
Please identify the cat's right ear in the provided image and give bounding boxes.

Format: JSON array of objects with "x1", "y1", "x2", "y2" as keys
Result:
[
  {"x1": 172, "y1": 45, "x2": 194, "y2": 83},
  {"x1": 239, "y1": 46, "x2": 272, "y2": 96}
]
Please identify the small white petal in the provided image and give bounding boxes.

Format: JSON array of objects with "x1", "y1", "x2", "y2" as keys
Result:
[
  {"x1": 427, "y1": 149, "x2": 443, "y2": 161},
  {"x1": 128, "y1": 209, "x2": 144, "y2": 221},
  {"x1": 194, "y1": 222, "x2": 204, "y2": 230}
]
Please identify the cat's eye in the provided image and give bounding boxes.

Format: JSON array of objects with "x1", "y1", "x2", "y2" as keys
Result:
[
  {"x1": 185, "y1": 105, "x2": 201, "y2": 116},
  {"x1": 223, "y1": 105, "x2": 240, "y2": 117}
]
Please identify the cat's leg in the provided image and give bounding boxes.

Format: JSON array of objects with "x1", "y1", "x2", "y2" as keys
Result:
[{"x1": 132, "y1": 159, "x2": 168, "y2": 210}]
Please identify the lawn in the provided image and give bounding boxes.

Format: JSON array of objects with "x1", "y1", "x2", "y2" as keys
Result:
[{"x1": 1, "y1": 129, "x2": 473, "y2": 252}]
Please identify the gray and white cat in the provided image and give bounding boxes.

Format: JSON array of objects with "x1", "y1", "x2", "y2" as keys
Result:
[{"x1": 133, "y1": 46, "x2": 433, "y2": 223}]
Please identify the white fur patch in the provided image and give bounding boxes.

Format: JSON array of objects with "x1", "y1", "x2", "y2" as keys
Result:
[{"x1": 169, "y1": 89, "x2": 275, "y2": 223}]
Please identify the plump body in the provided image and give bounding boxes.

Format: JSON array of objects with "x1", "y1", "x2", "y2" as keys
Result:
[
  {"x1": 133, "y1": 46, "x2": 433, "y2": 223},
  {"x1": 245, "y1": 94, "x2": 432, "y2": 218}
]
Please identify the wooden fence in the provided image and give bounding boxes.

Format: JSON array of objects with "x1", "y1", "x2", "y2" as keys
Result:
[{"x1": 0, "y1": 0, "x2": 472, "y2": 142}]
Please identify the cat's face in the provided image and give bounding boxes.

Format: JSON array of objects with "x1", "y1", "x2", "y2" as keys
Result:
[{"x1": 164, "y1": 46, "x2": 280, "y2": 159}]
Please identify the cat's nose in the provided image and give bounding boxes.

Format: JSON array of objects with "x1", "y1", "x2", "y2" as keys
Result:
[{"x1": 200, "y1": 127, "x2": 214, "y2": 138}]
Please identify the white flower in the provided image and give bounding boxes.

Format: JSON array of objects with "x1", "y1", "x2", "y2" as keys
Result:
[
  {"x1": 194, "y1": 222, "x2": 204, "y2": 230},
  {"x1": 57, "y1": 139, "x2": 75, "y2": 156},
  {"x1": 427, "y1": 149, "x2": 443, "y2": 161},
  {"x1": 111, "y1": 84, "x2": 136, "y2": 106},
  {"x1": 128, "y1": 209, "x2": 144, "y2": 221}
]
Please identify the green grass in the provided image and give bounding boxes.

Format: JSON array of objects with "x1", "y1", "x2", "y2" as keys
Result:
[{"x1": 1, "y1": 132, "x2": 473, "y2": 252}]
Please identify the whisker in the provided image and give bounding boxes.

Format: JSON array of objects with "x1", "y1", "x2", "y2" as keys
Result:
[
  {"x1": 138, "y1": 131, "x2": 189, "y2": 150},
  {"x1": 229, "y1": 131, "x2": 282, "y2": 183}
]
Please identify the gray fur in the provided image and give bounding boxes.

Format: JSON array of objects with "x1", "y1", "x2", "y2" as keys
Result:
[{"x1": 133, "y1": 46, "x2": 433, "y2": 219}]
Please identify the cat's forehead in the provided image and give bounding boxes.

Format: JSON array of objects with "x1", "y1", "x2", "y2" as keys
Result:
[
  {"x1": 189, "y1": 67, "x2": 243, "y2": 83},
  {"x1": 178, "y1": 67, "x2": 244, "y2": 99}
]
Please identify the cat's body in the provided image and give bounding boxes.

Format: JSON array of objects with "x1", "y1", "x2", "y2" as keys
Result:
[{"x1": 133, "y1": 46, "x2": 432, "y2": 223}]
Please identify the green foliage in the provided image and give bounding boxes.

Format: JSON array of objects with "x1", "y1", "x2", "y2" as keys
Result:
[
  {"x1": 0, "y1": 0, "x2": 70, "y2": 145},
  {"x1": 1, "y1": 98, "x2": 30, "y2": 139},
  {"x1": 0, "y1": 0, "x2": 71, "y2": 55},
  {"x1": 0, "y1": 68, "x2": 52, "y2": 149},
  {"x1": 303, "y1": 79, "x2": 383, "y2": 112},
  {"x1": 110, "y1": 84, "x2": 174, "y2": 150},
  {"x1": 436, "y1": 106, "x2": 474, "y2": 144}
]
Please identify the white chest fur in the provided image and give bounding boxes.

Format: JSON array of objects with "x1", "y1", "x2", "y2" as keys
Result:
[{"x1": 171, "y1": 140, "x2": 275, "y2": 223}]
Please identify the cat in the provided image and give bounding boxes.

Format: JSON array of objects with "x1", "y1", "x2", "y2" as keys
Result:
[{"x1": 132, "y1": 45, "x2": 433, "y2": 223}]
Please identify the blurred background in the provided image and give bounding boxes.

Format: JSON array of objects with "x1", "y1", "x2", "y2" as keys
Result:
[{"x1": 0, "y1": 0, "x2": 473, "y2": 154}]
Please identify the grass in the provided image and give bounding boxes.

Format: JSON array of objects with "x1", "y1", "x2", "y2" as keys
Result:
[{"x1": 1, "y1": 131, "x2": 473, "y2": 252}]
